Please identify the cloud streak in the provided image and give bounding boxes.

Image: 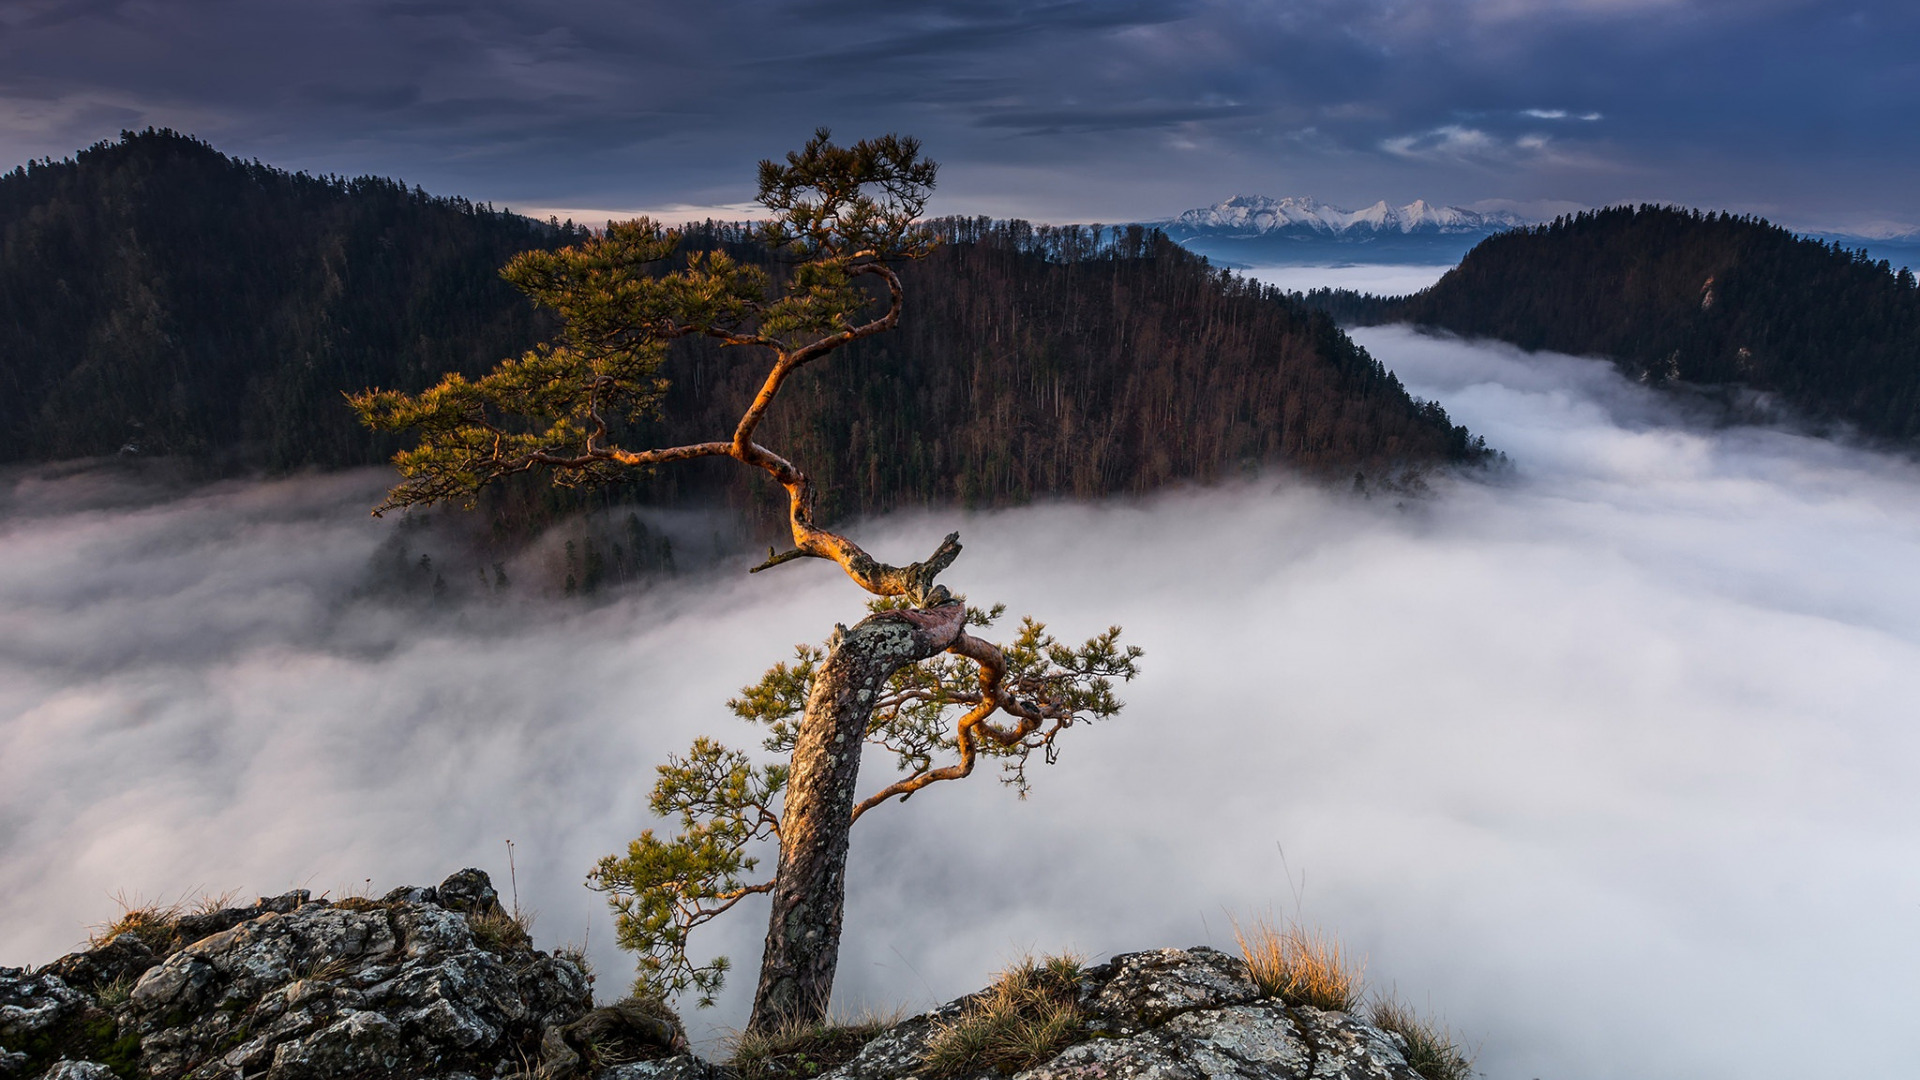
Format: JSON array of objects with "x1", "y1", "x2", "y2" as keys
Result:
[
  {"x1": 4, "y1": 328, "x2": 1920, "y2": 1078},
  {"x1": 0, "y1": 1, "x2": 1912, "y2": 223}
]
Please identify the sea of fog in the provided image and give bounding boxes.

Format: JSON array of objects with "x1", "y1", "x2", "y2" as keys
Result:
[
  {"x1": 5, "y1": 326, "x2": 1919, "y2": 1080},
  {"x1": 1236, "y1": 263, "x2": 1452, "y2": 296}
]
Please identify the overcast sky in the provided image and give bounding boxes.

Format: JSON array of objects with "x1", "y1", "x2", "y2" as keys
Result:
[{"x1": 2, "y1": 0, "x2": 1916, "y2": 232}]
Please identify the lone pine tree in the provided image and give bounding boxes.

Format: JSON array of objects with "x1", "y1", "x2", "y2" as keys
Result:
[{"x1": 352, "y1": 131, "x2": 1140, "y2": 1033}]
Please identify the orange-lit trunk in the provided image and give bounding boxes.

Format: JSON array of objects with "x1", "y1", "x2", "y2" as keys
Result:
[{"x1": 748, "y1": 602, "x2": 966, "y2": 1033}]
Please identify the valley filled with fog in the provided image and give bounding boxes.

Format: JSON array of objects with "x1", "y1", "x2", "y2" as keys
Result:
[
  {"x1": 4, "y1": 326, "x2": 1917, "y2": 1080},
  {"x1": 1236, "y1": 262, "x2": 1454, "y2": 296}
]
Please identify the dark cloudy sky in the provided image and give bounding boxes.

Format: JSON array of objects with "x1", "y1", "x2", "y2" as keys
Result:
[{"x1": 2, "y1": 0, "x2": 1915, "y2": 231}]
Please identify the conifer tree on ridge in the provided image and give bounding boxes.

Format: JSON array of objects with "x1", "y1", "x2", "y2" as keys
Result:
[{"x1": 351, "y1": 130, "x2": 1141, "y2": 1033}]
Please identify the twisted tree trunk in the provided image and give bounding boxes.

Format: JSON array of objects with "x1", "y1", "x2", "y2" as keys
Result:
[{"x1": 748, "y1": 601, "x2": 967, "y2": 1033}]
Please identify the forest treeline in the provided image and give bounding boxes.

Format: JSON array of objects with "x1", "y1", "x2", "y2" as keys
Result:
[
  {"x1": 0, "y1": 130, "x2": 584, "y2": 468},
  {"x1": 1, "y1": 130, "x2": 1486, "y2": 538},
  {"x1": 624, "y1": 215, "x2": 1489, "y2": 530},
  {"x1": 1300, "y1": 205, "x2": 1920, "y2": 441}
]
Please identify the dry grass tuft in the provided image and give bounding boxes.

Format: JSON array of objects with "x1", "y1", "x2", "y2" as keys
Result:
[
  {"x1": 921, "y1": 954, "x2": 1087, "y2": 1078},
  {"x1": 466, "y1": 907, "x2": 535, "y2": 954},
  {"x1": 1368, "y1": 998, "x2": 1474, "y2": 1080},
  {"x1": 89, "y1": 894, "x2": 185, "y2": 952},
  {"x1": 297, "y1": 955, "x2": 354, "y2": 983},
  {"x1": 188, "y1": 890, "x2": 241, "y2": 916},
  {"x1": 726, "y1": 1010, "x2": 896, "y2": 1080},
  {"x1": 1233, "y1": 918, "x2": 1364, "y2": 1013}
]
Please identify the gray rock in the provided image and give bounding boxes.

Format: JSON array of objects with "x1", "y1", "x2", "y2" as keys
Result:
[
  {"x1": 269, "y1": 1009, "x2": 406, "y2": 1080},
  {"x1": 436, "y1": 870, "x2": 503, "y2": 916},
  {"x1": 598, "y1": 1055, "x2": 720, "y2": 1080},
  {"x1": 0, "y1": 968, "x2": 89, "y2": 1039},
  {"x1": 168, "y1": 891, "x2": 310, "y2": 949},
  {"x1": 392, "y1": 904, "x2": 475, "y2": 962},
  {"x1": 1157, "y1": 1003, "x2": 1315, "y2": 1080},
  {"x1": 0, "y1": 969, "x2": 138, "y2": 1080},
  {"x1": 40, "y1": 1061, "x2": 118, "y2": 1080},
  {"x1": 1018, "y1": 1032, "x2": 1199, "y2": 1080},
  {"x1": 127, "y1": 903, "x2": 399, "y2": 1024},
  {"x1": 128, "y1": 955, "x2": 217, "y2": 1014},
  {"x1": 816, "y1": 998, "x2": 967, "y2": 1080},
  {"x1": 522, "y1": 963, "x2": 595, "y2": 1033},
  {"x1": 825, "y1": 949, "x2": 1426, "y2": 1080},
  {"x1": 10, "y1": 902, "x2": 1435, "y2": 1080},
  {"x1": 1088, "y1": 948, "x2": 1262, "y2": 1032},
  {"x1": 16, "y1": 869, "x2": 590, "y2": 1080},
  {"x1": 1287, "y1": 1009, "x2": 1417, "y2": 1080},
  {"x1": 41, "y1": 935, "x2": 159, "y2": 994}
]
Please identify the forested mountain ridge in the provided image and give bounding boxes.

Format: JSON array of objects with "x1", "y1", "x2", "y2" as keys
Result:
[
  {"x1": 1302, "y1": 205, "x2": 1920, "y2": 441},
  {"x1": 0, "y1": 129, "x2": 584, "y2": 467},
  {"x1": 637, "y1": 218, "x2": 1487, "y2": 528},
  {"x1": 0, "y1": 130, "x2": 1486, "y2": 531}
]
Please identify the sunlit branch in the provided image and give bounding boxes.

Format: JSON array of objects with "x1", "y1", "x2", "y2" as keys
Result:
[{"x1": 848, "y1": 629, "x2": 1059, "y2": 821}]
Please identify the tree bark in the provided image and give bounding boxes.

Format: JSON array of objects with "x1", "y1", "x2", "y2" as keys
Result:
[{"x1": 748, "y1": 602, "x2": 966, "y2": 1033}]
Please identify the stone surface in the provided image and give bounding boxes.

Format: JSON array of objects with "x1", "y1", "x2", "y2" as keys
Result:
[
  {"x1": 1158, "y1": 1003, "x2": 1315, "y2": 1080},
  {"x1": 1020, "y1": 1032, "x2": 1198, "y2": 1080},
  {"x1": 816, "y1": 998, "x2": 968, "y2": 1080},
  {"x1": 0, "y1": 970, "x2": 90, "y2": 1041},
  {"x1": 0, "y1": 871, "x2": 599, "y2": 1080},
  {"x1": 1086, "y1": 948, "x2": 1263, "y2": 1033},
  {"x1": 39, "y1": 1063, "x2": 116, "y2": 1080},
  {"x1": 597, "y1": 1056, "x2": 719, "y2": 1080},
  {"x1": 1287, "y1": 1009, "x2": 1416, "y2": 1080},
  {"x1": 812, "y1": 948, "x2": 1426, "y2": 1080},
  {"x1": 434, "y1": 870, "x2": 503, "y2": 916},
  {"x1": 8, "y1": 901, "x2": 1438, "y2": 1080},
  {"x1": 39, "y1": 937, "x2": 159, "y2": 996}
]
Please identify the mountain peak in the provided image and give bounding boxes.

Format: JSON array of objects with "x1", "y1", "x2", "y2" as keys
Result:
[{"x1": 1170, "y1": 195, "x2": 1533, "y2": 237}]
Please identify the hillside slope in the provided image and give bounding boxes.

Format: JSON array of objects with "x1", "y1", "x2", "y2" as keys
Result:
[
  {"x1": 628, "y1": 219, "x2": 1487, "y2": 528},
  {"x1": 1305, "y1": 205, "x2": 1920, "y2": 441},
  {"x1": 0, "y1": 131, "x2": 1487, "y2": 530},
  {"x1": 0, "y1": 130, "x2": 580, "y2": 468}
]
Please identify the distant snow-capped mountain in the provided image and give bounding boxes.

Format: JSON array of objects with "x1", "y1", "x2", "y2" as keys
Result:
[
  {"x1": 1169, "y1": 195, "x2": 1533, "y2": 238},
  {"x1": 1162, "y1": 195, "x2": 1539, "y2": 266}
]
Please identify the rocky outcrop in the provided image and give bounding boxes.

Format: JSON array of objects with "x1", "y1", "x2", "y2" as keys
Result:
[
  {"x1": 878, "y1": 947, "x2": 1425, "y2": 1080},
  {"x1": 8, "y1": 898, "x2": 1444, "y2": 1080},
  {"x1": 0, "y1": 870, "x2": 678, "y2": 1080},
  {"x1": 630, "y1": 947, "x2": 1435, "y2": 1080}
]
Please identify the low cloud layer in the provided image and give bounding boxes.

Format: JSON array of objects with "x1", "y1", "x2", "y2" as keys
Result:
[
  {"x1": 5, "y1": 328, "x2": 1919, "y2": 1078},
  {"x1": 1239, "y1": 263, "x2": 1454, "y2": 295}
]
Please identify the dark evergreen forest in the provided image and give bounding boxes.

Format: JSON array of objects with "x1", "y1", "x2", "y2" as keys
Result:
[
  {"x1": 0, "y1": 130, "x2": 583, "y2": 468},
  {"x1": 1300, "y1": 205, "x2": 1920, "y2": 441},
  {"x1": 1, "y1": 130, "x2": 1485, "y2": 538},
  {"x1": 632, "y1": 217, "x2": 1487, "y2": 531}
]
